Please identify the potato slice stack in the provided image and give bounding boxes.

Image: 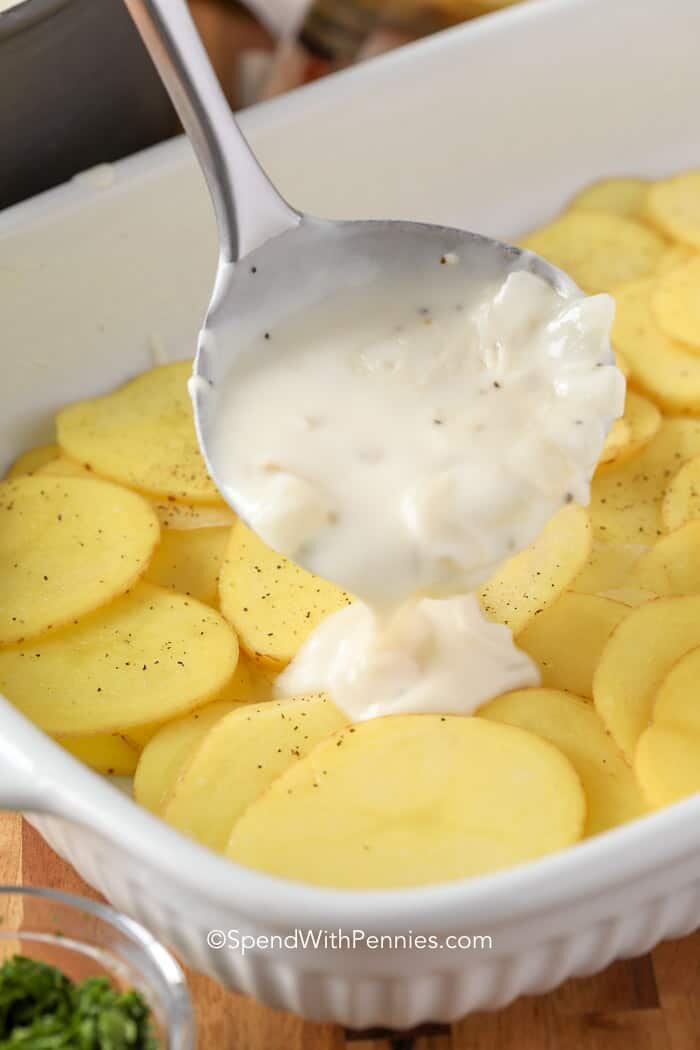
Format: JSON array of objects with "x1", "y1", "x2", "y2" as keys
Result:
[{"x1": 5, "y1": 174, "x2": 700, "y2": 890}]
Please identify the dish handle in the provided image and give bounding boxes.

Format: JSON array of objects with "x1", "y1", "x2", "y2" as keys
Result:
[{"x1": 0, "y1": 719, "x2": 71, "y2": 817}]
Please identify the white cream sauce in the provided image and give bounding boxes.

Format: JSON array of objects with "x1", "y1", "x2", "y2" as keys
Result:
[{"x1": 204, "y1": 267, "x2": 623, "y2": 720}]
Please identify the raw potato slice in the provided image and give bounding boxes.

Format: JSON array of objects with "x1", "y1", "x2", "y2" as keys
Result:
[
  {"x1": 572, "y1": 543, "x2": 647, "y2": 597},
  {"x1": 635, "y1": 726, "x2": 700, "y2": 808},
  {"x1": 586, "y1": 418, "x2": 700, "y2": 551},
  {"x1": 651, "y1": 256, "x2": 700, "y2": 349},
  {"x1": 56, "y1": 362, "x2": 222, "y2": 504},
  {"x1": 5, "y1": 444, "x2": 59, "y2": 479},
  {"x1": 219, "y1": 519, "x2": 352, "y2": 669},
  {"x1": 134, "y1": 700, "x2": 241, "y2": 813},
  {"x1": 56, "y1": 733, "x2": 138, "y2": 776},
  {"x1": 144, "y1": 526, "x2": 230, "y2": 606},
  {"x1": 478, "y1": 505, "x2": 591, "y2": 634},
  {"x1": 646, "y1": 171, "x2": 700, "y2": 248},
  {"x1": 38, "y1": 457, "x2": 95, "y2": 479},
  {"x1": 123, "y1": 654, "x2": 272, "y2": 751},
  {"x1": 480, "y1": 689, "x2": 647, "y2": 836},
  {"x1": 630, "y1": 522, "x2": 700, "y2": 595},
  {"x1": 516, "y1": 592, "x2": 628, "y2": 699},
  {"x1": 227, "y1": 715, "x2": 585, "y2": 889},
  {"x1": 568, "y1": 177, "x2": 650, "y2": 220},
  {"x1": 598, "y1": 587, "x2": 656, "y2": 607},
  {"x1": 593, "y1": 594, "x2": 700, "y2": 759},
  {"x1": 663, "y1": 455, "x2": 700, "y2": 531},
  {"x1": 520, "y1": 212, "x2": 665, "y2": 293},
  {"x1": 596, "y1": 392, "x2": 661, "y2": 470},
  {"x1": 612, "y1": 278, "x2": 700, "y2": 413},
  {"x1": 0, "y1": 582, "x2": 239, "y2": 735},
  {"x1": 164, "y1": 695, "x2": 346, "y2": 852},
  {"x1": 152, "y1": 500, "x2": 236, "y2": 531},
  {"x1": 598, "y1": 418, "x2": 630, "y2": 466},
  {"x1": 652, "y1": 645, "x2": 700, "y2": 730},
  {"x1": 0, "y1": 476, "x2": 159, "y2": 646},
  {"x1": 656, "y1": 244, "x2": 697, "y2": 276}
]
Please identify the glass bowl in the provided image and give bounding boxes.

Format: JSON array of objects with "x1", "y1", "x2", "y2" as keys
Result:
[{"x1": 0, "y1": 886, "x2": 195, "y2": 1049}]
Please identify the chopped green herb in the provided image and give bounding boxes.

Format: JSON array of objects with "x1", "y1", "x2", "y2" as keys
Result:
[{"x1": 0, "y1": 955, "x2": 159, "y2": 1048}]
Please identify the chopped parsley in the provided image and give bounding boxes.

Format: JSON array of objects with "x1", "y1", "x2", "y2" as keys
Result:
[{"x1": 0, "y1": 955, "x2": 159, "y2": 1048}]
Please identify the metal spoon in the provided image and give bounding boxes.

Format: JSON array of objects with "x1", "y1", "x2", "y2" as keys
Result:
[{"x1": 124, "y1": 0, "x2": 577, "y2": 533}]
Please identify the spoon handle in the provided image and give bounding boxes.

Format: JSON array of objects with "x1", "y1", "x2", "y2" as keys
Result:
[{"x1": 124, "y1": 0, "x2": 300, "y2": 261}]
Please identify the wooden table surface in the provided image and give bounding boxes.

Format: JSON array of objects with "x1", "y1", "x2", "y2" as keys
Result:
[{"x1": 2, "y1": 811, "x2": 699, "y2": 1050}]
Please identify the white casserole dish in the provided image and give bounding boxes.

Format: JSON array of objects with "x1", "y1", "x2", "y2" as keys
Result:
[{"x1": 2, "y1": 0, "x2": 700, "y2": 1028}]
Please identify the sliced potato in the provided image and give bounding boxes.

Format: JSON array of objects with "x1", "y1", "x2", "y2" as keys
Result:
[
  {"x1": 568, "y1": 177, "x2": 651, "y2": 220},
  {"x1": 133, "y1": 700, "x2": 241, "y2": 813},
  {"x1": 646, "y1": 171, "x2": 700, "y2": 248},
  {"x1": 652, "y1": 644, "x2": 700, "y2": 731},
  {"x1": 516, "y1": 592, "x2": 628, "y2": 699},
  {"x1": 478, "y1": 505, "x2": 591, "y2": 634},
  {"x1": 0, "y1": 582, "x2": 238, "y2": 735},
  {"x1": 164, "y1": 695, "x2": 346, "y2": 852},
  {"x1": 611, "y1": 278, "x2": 700, "y2": 413},
  {"x1": 56, "y1": 362, "x2": 222, "y2": 504},
  {"x1": 630, "y1": 522, "x2": 700, "y2": 595},
  {"x1": 0, "y1": 476, "x2": 159, "y2": 646},
  {"x1": 123, "y1": 653, "x2": 273, "y2": 751},
  {"x1": 597, "y1": 587, "x2": 656, "y2": 607},
  {"x1": 152, "y1": 500, "x2": 236, "y2": 531},
  {"x1": 651, "y1": 256, "x2": 700, "y2": 349},
  {"x1": 480, "y1": 688, "x2": 647, "y2": 836},
  {"x1": 662, "y1": 454, "x2": 700, "y2": 531},
  {"x1": 593, "y1": 594, "x2": 700, "y2": 758},
  {"x1": 56, "y1": 733, "x2": 138, "y2": 776},
  {"x1": 586, "y1": 418, "x2": 700, "y2": 551},
  {"x1": 145, "y1": 526, "x2": 230, "y2": 606},
  {"x1": 635, "y1": 645, "x2": 700, "y2": 808},
  {"x1": 635, "y1": 726, "x2": 700, "y2": 809},
  {"x1": 5, "y1": 444, "x2": 60, "y2": 479},
  {"x1": 520, "y1": 212, "x2": 665, "y2": 293},
  {"x1": 218, "y1": 519, "x2": 352, "y2": 669},
  {"x1": 572, "y1": 542, "x2": 647, "y2": 596},
  {"x1": 38, "y1": 457, "x2": 95, "y2": 479},
  {"x1": 227, "y1": 715, "x2": 585, "y2": 889},
  {"x1": 656, "y1": 244, "x2": 697, "y2": 276},
  {"x1": 598, "y1": 417, "x2": 630, "y2": 466}
]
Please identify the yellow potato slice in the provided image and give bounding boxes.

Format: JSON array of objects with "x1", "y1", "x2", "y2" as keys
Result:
[
  {"x1": 568, "y1": 177, "x2": 651, "y2": 220},
  {"x1": 598, "y1": 418, "x2": 630, "y2": 466},
  {"x1": 56, "y1": 362, "x2": 222, "y2": 504},
  {"x1": 5, "y1": 444, "x2": 60, "y2": 479},
  {"x1": 152, "y1": 500, "x2": 236, "y2": 531},
  {"x1": 612, "y1": 278, "x2": 700, "y2": 412},
  {"x1": 652, "y1": 644, "x2": 700, "y2": 731},
  {"x1": 133, "y1": 700, "x2": 241, "y2": 813},
  {"x1": 516, "y1": 592, "x2": 628, "y2": 699},
  {"x1": 164, "y1": 695, "x2": 347, "y2": 852},
  {"x1": 219, "y1": 519, "x2": 352, "y2": 669},
  {"x1": 478, "y1": 505, "x2": 591, "y2": 634},
  {"x1": 480, "y1": 689, "x2": 646, "y2": 836},
  {"x1": 635, "y1": 645, "x2": 700, "y2": 808},
  {"x1": 593, "y1": 594, "x2": 700, "y2": 759},
  {"x1": 0, "y1": 582, "x2": 238, "y2": 735},
  {"x1": 0, "y1": 476, "x2": 159, "y2": 646},
  {"x1": 572, "y1": 542, "x2": 647, "y2": 596},
  {"x1": 635, "y1": 726, "x2": 700, "y2": 808},
  {"x1": 630, "y1": 522, "x2": 700, "y2": 595},
  {"x1": 56, "y1": 733, "x2": 138, "y2": 776},
  {"x1": 656, "y1": 243, "x2": 697, "y2": 276},
  {"x1": 663, "y1": 454, "x2": 700, "y2": 531},
  {"x1": 520, "y1": 212, "x2": 665, "y2": 294},
  {"x1": 37, "y1": 457, "x2": 95, "y2": 479},
  {"x1": 123, "y1": 653, "x2": 273, "y2": 751},
  {"x1": 651, "y1": 256, "x2": 700, "y2": 350},
  {"x1": 597, "y1": 587, "x2": 656, "y2": 607},
  {"x1": 646, "y1": 171, "x2": 700, "y2": 248},
  {"x1": 144, "y1": 526, "x2": 230, "y2": 607},
  {"x1": 227, "y1": 715, "x2": 585, "y2": 889},
  {"x1": 587, "y1": 418, "x2": 700, "y2": 549}
]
